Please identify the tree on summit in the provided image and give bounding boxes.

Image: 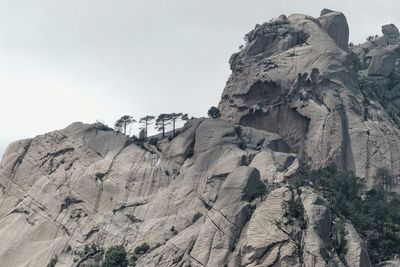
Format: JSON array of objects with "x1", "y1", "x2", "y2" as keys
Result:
[
  {"x1": 156, "y1": 114, "x2": 171, "y2": 138},
  {"x1": 208, "y1": 106, "x2": 221, "y2": 119},
  {"x1": 168, "y1": 113, "x2": 188, "y2": 136},
  {"x1": 139, "y1": 115, "x2": 155, "y2": 140},
  {"x1": 114, "y1": 115, "x2": 136, "y2": 135},
  {"x1": 156, "y1": 113, "x2": 188, "y2": 138}
]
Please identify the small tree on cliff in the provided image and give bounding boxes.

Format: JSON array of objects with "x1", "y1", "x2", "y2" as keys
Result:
[
  {"x1": 208, "y1": 106, "x2": 221, "y2": 119},
  {"x1": 114, "y1": 115, "x2": 136, "y2": 135},
  {"x1": 374, "y1": 167, "x2": 392, "y2": 191},
  {"x1": 139, "y1": 115, "x2": 155, "y2": 140},
  {"x1": 156, "y1": 114, "x2": 171, "y2": 138},
  {"x1": 102, "y1": 245, "x2": 128, "y2": 267},
  {"x1": 168, "y1": 113, "x2": 188, "y2": 136}
]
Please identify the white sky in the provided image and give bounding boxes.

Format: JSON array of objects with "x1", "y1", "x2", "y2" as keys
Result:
[{"x1": 1, "y1": 0, "x2": 399, "y2": 157}]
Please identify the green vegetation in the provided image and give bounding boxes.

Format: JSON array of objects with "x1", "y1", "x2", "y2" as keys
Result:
[
  {"x1": 113, "y1": 112, "x2": 189, "y2": 141},
  {"x1": 133, "y1": 243, "x2": 150, "y2": 255},
  {"x1": 102, "y1": 245, "x2": 128, "y2": 267},
  {"x1": 47, "y1": 255, "x2": 58, "y2": 267},
  {"x1": 129, "y1": 254, "x2": 138, "y2": 266},
  {"x1": 349, "y1": 52, "x2": 363, "y2": 71},
  {"x1": 169, "y1": 113, "x2": 188, "y2": 136},
  {"x1": 156, "y1": 113, "x2": 188, "y2": 138},
  {"x1": 114, "y1": 115, "x2": 136, "y2": 135},
  {"x1": 357, "y1": 70, "x2": 400, "y2": 127},
  {"x1": 84, "y1": 244, "x2": 90, "y2": 254},
  {"x1": 306, "y1": 166, "x2": 400, "y2": 263},
  {"x1": 128, "y1": 243, "x2": 153, "y2": 266},
  {"x1": 139, "y1": 115, "x2": 155, "y2": 141},
  {"x1": 207, "y1": 106, "x2": 221, "y2": 119},
  {"x1": 192, "y1": 212, "x2": 203, "y2": 223},
  {"x1": 148, "y1": 137, "x2": 158, "y2": 146},
  {"x1": 284, "y1": 192, "x2": 306, "y2": 229},
  {"x1": 249, "y1": 181, "x2": 266, "y2": 201},
  {"x1": 366, "y1": 35, "x2": 378, "y2": 41},
  {"x1": 184, "y1": 146, "x2": 194, "y2": 158},
  {"x1": 170, "y1": 225, "x2": 178, "y2": 235},
  {"x1": 330, "y1": 218, "x2": 348, "y2": 263}
]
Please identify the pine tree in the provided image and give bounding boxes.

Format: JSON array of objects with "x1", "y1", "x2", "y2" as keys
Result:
[
  {"x1": 207, "y1": 106, "x2": 221, "y2": 119},
  {"x1": 114, "y1": 115, "x2": 136, "y2": 135},
  {"x1": 156, "y1": 114, "x2": 171, "y2": 138},
  {"x1": 139, "y1": 115, "x2": 155, "y2": 140}
]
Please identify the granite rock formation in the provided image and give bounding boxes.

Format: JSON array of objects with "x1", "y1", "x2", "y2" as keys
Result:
[
  {"x1": 0, "y1": 119, "x2": 370, "y2": 266},
  {"x1": 0, "y1": 8, "x2": 391, "y2": 267},
  {"x1": 219, "y1": 10, "x2": 400, "y2": 188}
]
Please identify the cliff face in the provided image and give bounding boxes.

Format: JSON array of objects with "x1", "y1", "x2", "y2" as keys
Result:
[
  {"x1": 0, "y1": 8, "x2": 390, "y2": 267},
  {"x1": 219, "y1": 9, "x2": 400, "y2": 188},
  {"x1": 0, "y1": 119, "x2": 369, "y2": 266}
]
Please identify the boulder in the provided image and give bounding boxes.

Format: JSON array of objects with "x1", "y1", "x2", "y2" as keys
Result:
[
  {"x1": 320, "y1": 8, "x2": 334, "y2": 16},
  {"x1": 318, "y1": 9, "x2": 349, "y2": 50},
  {"x1": 382, "y1": 24, "x2": 400, "y2": 36},
  {"x1": 367, "y1": 48, "x2": 396, "y2": 77}
]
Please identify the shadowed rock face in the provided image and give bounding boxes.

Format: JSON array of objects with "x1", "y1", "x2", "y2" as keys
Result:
[{"x1": 219, "y1": 9, "x2": 400, "y2": 188}]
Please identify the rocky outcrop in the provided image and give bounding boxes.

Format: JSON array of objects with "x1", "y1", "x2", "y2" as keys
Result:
[
  {"x1": 382, "y1": 24, "x2": 400, "y2": 37},
  {"x1": 0, "y1": 119, "x2": 368, "y2": 266},
  {"x1": 367, "y1": 48, "x2": 396, "y2": 77},
  {"x1": 219, "y1": 9, "x2": 400, "y2": 188},
  {"x1": 344, "y1": 222, "x2": 372, "y2": 267},
  {"x1": 349, "y1": 23, "x2": 400, "y2": 130},
  {"x1": 318, "y1": 9, "x2": 349, "y2": 51},
  {"x1": 0, "y1": 9, "x2": 385, "y2": 267}
]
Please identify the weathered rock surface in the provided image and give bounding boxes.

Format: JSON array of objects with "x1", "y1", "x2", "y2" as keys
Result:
[
  {"x1": 219, "y1": 9, "x2": 400, "y2": 188},
  {"x1": 367, "y1": 48, "x2": 397, "y2": 77},
  {"x1": 0, "y1": 119, "x2": 369, "y2": 266},
  {"x1": 376, "y1": 260, "x2": 400, "y2": 267},
  {"x1": 318, "y1": 9, "x2": 349, "y2": 51},
  {"x1": 344, "y1": 222, "x2": 372, "y2": 267},
  {"x1": 382, "y1": 24, "x2": 400, "y2": 37},
  {"x1": 0, "y1": 8, "x2": 384, "y2": 267}
]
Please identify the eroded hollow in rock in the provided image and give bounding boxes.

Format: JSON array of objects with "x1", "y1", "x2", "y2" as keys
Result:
[
  {"x1": 238, "y1": 81, "x2": 309, "y2": 156},
  {"x1": 240, "y1": 106, "x2": 309, "y2": 157},
  {"x1": 244, "y1": 80, "x2": 282, "y2": 106}
]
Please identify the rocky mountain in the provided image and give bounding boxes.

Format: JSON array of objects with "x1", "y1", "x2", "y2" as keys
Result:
[
  {"x1": 0, "y1": 8, "x2": 399, "y2": 267},
  {"x1": 219, "y1": 9, "x2": 400, "y2": 188}
]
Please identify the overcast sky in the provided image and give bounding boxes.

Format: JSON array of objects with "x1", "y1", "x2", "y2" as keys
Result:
[{"x1": 0, "y1": 0, "x2": 399, "y2": 157}]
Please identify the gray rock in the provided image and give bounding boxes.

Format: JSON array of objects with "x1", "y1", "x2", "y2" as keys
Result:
[
  {"x1": 367, "y1": 48, "x2": 396, "y2": 76},
  {"x1": 318, "y1": 9, "x2": 349, "y2": 50},
  {"x1": 0, "y1": 119, "x2": 369, "y2": 266},
  {"x1": 320, "y1": 8, "x2": 334, "y2": 16},
  {"x1": 218, "y1": 10, "x2": 400, "y2": 188},
  {"x1": 0, "y1": 120, "x2": 305, "y2": 266},
  {"x1": 238, "y1": 187, "x2": 301, "y2": 267},
  {"x1": 278, "y1": 14, "x2": 288, "y2": 21},
  {"x1": 0, "y1": 10, "x2": 379, "y2": 267},
  {"x1": 344, "y1": 222, "x2": 372, "y2": 267},
  {"x1": 376, "y1": 260, "x2": 400, "y2": 267},
  {"x1": 382, "y1": 24, "x2": 400, "y2": 36}
]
